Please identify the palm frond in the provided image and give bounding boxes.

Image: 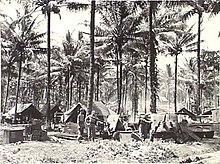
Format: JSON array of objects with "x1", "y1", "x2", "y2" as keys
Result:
[
  {"x1": 209, "y1": 1, "x2": 220, "y2": 17},
  {"x1": 67, "y1": 2, "x2": 89, "y2": 11},
  {"x1": 24, "y1": 16, "x2": 38, "y2": 37},
  {"x1": 165, "y1": 0, "x2": 193, "y2": 8},
  {"x1": 182, "y1": 8, "x2": 198, "y2": 21}
]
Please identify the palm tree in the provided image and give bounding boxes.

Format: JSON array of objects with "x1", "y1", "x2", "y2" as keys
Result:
[
  {"x1": 35, "y1": 0, "x2": 89, "y2": 126},
  {"x1": 62, "y1": 30, "x2": 83, "y2": 110},
  {"x1": 159, "y1": 64, "x2": 174, "y2": 111},
  {"x1": 1, "y1": 3, "x2": 45, "y2": 122},
  {"x1": 87, "y1": 0, "x2": 96, "y2": 114},
  {"x1": 148, "y1": 1, "x2": 158, "y2": 113},
  {"x1": 168, "y1": 0, "x2": 210, "y2": 113},
  {"x1": 139, "y1": 2, "x2": 186, "y2": 113},
  {"x1": 1, "y1": 39, "x2": 18, "y2": 111},
  {"x1": 34, "y1": 0, "x2": 62, "y2": 129},
  {"x1": 179, "y1": 57, "x2": 197, "y2": 111},
  {"x1": 96, "y1": 1, "x2": 142, "y2": 114},
  {"x1": 160, "y1": 24, "x2": 198, "y2": 113}
]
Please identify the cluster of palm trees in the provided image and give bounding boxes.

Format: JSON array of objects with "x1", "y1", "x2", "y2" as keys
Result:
[{"x1": 1, "y1": 0, "x2": 220, "y2": 124}]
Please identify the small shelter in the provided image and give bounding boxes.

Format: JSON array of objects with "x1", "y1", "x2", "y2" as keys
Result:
[
  {"x1": 202, "y1": 109, "x2": 213, "y2": 116},
  {"x1": 6, "y1": 103, "x2": 42, "y2": 123},
  {"x1": 198, "y1": 108, "x2": 215, "y2": 123},
  {"x1": 40, "y1": 104, "x2": 63, "y2": 123},
  {"x1": 63, "y1": 101, "x2": 114, "y2": 123},
  {"x1": 176, "y1": 107, "x2": 197, "y2": 121},
  {"x1": 63, "y1": 103, "x2": 86, "y2": 123}
]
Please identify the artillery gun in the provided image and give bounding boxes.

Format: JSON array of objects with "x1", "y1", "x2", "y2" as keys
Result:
[{"x1": 150, "y1": 112, "x2": 215, "y2": 143}]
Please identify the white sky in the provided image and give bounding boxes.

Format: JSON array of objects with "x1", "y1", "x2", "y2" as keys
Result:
[{"x1": 1, "y1": 1, "x2": 220, "y2": 71}]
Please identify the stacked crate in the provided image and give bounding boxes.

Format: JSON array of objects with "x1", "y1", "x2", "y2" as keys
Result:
[
  {"x1": 3, "y1": 128, "x2": 24, "y2": 144},
  {"x1": 30, "y1": 120, "x2": 49, "y2": 141},
  {"x1": 31, "y1": 123, "x2": 42, "y2": 140}
]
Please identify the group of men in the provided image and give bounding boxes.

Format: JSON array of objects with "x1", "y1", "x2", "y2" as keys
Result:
[
  {"x1": 77, "y1": 107, "x2": 152, "y2": 142},
  {"x1": 77, "y1": 108, "x2": 99, "y2": 142}
]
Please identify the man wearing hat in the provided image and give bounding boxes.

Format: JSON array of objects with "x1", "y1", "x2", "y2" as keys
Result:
[
  {"x1": 77, "y1": 108, "x2": 85, "y2": 141},
  {"x1": 85, "y1": 110, "x2": 98, "y2": 141}
]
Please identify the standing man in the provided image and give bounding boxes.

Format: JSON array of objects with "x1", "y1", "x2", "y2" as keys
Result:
[
  {"x1": 138, "y1": 114, "x2": 152, "y2": 141},
  {"x1": 77, "y1": 108, "x2": 85, "y2": 142},
  {"x1": 85, "y1": 110, "x2": 98, "y2": 141}
]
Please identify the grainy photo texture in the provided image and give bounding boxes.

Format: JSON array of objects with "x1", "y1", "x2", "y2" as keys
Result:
[{"x1": 0, "y1": 0, "x2": 220, "y2": 163}]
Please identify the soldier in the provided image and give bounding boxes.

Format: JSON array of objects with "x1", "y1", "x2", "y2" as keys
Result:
[
  {"x1": 85, "y1": 110, "x2": 98, "y2": 141},
  {"x1": 138, "y1": 114, "x2": 152, "y2": 141},
  {"x1": 77, "y1": 108, "x2": 85, "y2": 141}
]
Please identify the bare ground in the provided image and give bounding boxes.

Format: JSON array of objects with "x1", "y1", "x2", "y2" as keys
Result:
[{"x1": 1, "y1": 130, "x2": 220, "y2": 164}]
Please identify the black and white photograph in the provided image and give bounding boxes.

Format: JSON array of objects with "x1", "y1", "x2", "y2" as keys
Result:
[{"x1": 0, "y1": 0, "x2": 220, "y2": 163}]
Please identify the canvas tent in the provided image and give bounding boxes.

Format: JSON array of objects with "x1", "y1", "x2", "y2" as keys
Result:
[
  {"x1": 63, "y1": 103, "x2": 86, "y2": 123},
  {"x1": 63, "y1": 101, "x2": 116, "y2": 123},
  {"x1": 202, "y1": 109, "x2": 214, "y2": 116},
  {"x1": 176, "y1": 107, "x2": 196, "y2": 121},
  {"x1": 40, "y1": 104, "x2": 63, "y2": 123},
  {"x1": 40, "y1": 104, "x2": 62, "y2": 116},
  {"x1": 6, "y1": 103, "x2": 42, "y2": 122}
]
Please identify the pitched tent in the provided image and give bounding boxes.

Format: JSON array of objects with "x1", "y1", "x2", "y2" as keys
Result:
[
  {"x1": 7, "y1": 103, "x2": 42, "y2": 121},
  {"x1": 40, "y1": 104, "x2": 63, "y2": 123},
  {"x1": 63, "y1": 103, "x2": 86, "y2": 123},
  {"x1": 202, "y1": 109, "x2": 214, "y2": 116},
  {"x1": 40, "y1": 104, "x2": 63, "y2": 117},
  {"x1": 63, "y1": 101, "x2": 114, "y2": 123},
  {"x1": 176, "y1": 107, "x2": 196, "y2": 121},
  {"x1": 82, "y1": 101, "x2": 114, "y2": 121},
  {"x1": 92, "y1": 101, "x2": 111, "y2": 117}
]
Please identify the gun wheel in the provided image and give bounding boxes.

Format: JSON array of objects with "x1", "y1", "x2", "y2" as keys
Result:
[{"x1": 176, "y1": 132, "x2": 189, "y2": 144}]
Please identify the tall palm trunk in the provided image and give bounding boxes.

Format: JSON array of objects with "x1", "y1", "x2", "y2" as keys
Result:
[
  {"x1": 134, "y1": 70, "x2": 138, "y2": 122},
  {"x1": 117, "y1": 3, "x2": 124, "y2": 115},
  {"x1": 145, "y1": 57, "x2": 148, "y2": 114},
  {"x1": 58, "y1": 76, "x2": 62, "y2": 105},
  {"x1": 66, "y1": 67, "x2": 70, "y2": 111},
  {"x1": 33, "y1": 80, "x2": 37, "y2": 106},
  {"x1": 118, "y1": 43, "x2": 123, "y2": 114},
  {"x1": 196, "y1": 11, "x2": 202, "y2": 115},
  {"x1": 149, "y1": 2, "x2": 157, "y2": 113},
  {"x1": 174, "y1": 53, "x2": 178, "y2": 113},
  {"x1": 14, "y1": 51, "x2": 23, "y2": 123},
  {"x1": 116, "y1": 48, "x2": 120, "y2": 114},
  {"x1": 4, "y1": 65, "x2": 11, "y2": 112},
  {"x1": 87, "y1": 0, "x2": 96, "y2": 114},
  {"x1": 168, "y1": 82, "x2": 171, "y2": 111},
  {"x1": 78, "y1": 76, "x2": 82, "y2": 102},
  {"x1": 95, "y1": 66, "x2": 99, "y2": 101},
  {"x1": 70, "y1": 76, "x2": 74, "y2": 106},
  {"x1": 124, "y1": 72, "x2": 128, "y2": 114},
  {"x1": 46, "y1": 9, "x2": 51, "y2": 129}
]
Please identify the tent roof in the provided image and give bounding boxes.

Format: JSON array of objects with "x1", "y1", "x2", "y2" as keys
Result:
[
  {"x1": 7, "y1": 103, "x2": 42, "y2": 119},
  {"x1": 92, "y1": 101, "x2": 110, "y2": 116},
  {"x1": 63, "y1": 101, "x2": 113, "y2": 123},
  {"x1": 64, "y1": 103, "x2": 86, "y2": 115},
  {"x1": 8, "y1": 103, "x2": 33, "y2": 115},
  {"x1": 40, "y1": 104, "x2": 63, "y2": 116},
  {"x1": 176, "y1": 108, "x2": 196, "y2": 119},
  {"x1": 202, "y1": 109, "x2": 215, "y2": 115},
  {"x1": 78, "y1": 101, "x2": 111, "y2": 117}
]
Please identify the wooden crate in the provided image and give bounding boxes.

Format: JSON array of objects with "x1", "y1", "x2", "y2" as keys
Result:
[
  {"x1": 120, "y1": 131, "x2": 132, "y2": 142},
  {"x1": 3, "y1": 128, "x2": 24, "y2": 144}
]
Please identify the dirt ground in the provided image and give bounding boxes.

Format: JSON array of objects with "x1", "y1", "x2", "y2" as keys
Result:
[{"x1": 1, "y1": 129, "x2": 220, "y2": 164}]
